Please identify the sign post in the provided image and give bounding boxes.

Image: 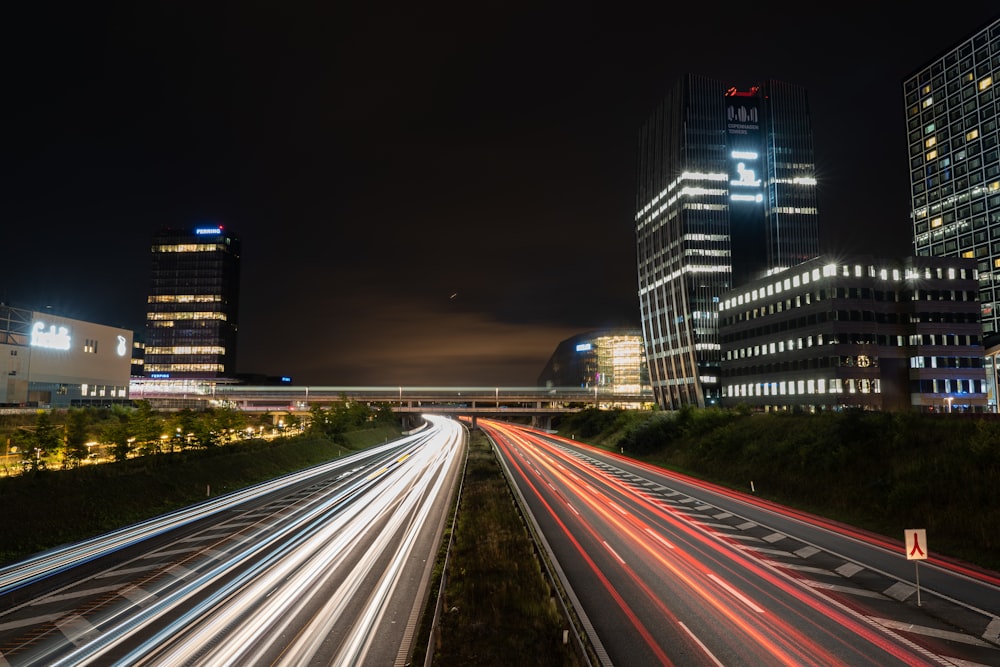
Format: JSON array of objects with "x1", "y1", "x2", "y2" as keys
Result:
[{"x1": 904, "y1": 528, "x2": 928, "y2": 606}]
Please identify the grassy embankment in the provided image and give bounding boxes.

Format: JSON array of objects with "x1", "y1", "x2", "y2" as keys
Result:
[
  {"x1": 0, "y1": 425, "x2": 401, "y2": 566},
  {"x1": 555, "y1": 407, "x2": 1000, "y2": 573}
]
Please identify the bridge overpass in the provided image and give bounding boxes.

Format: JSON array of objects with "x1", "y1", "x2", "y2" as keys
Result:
[{"x1": 128, "y1": 383, "x2": 656, "y2": 429}]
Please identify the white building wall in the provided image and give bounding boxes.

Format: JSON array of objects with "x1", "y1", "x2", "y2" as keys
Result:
[{"x1": 1, "y1": 312, "x2": 132, "y2": 405}]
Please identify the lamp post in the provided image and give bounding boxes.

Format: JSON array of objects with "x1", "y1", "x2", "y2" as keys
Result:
[{"x1": 946, "y1": 396, "x2": 954, "y2": 413}]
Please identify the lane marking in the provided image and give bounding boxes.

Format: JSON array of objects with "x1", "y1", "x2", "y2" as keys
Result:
[
  {"x1": 644, "y1": 527, "x2": 675, "y2": 549},
  {"x1": 883, "y1": 582, "x2": 916, "y2": 602},
  {"x1": 94, "y1": 564, "x2": 159, "y2": 579},
  {"x1": 984, "y1": 616, "x2": 1000, "y2": 643},
  {"x1": 871, "y1": 617, "x2": 994, "y2": 647},
  {"x1": 603, "y1": 541, "x2": 626, "y2": 565},
  {"x1": 835, "y1": 562, "x2": 864, "y2": 578},
  {"x1": 0, "y1": 613, "x2": 64, "y2": 632},
  {"x1": 677, "y1": 621, "x2": 724, "y2": 666},
  {"x1": 769, "y1": 561, "x2": 836, "y2": 576},
  {"x1": 119, "y1": 584, "x2": 157, "y2": 607},
  {"x1": 708, "y1": 574, "x2": 764, "y2": 613},
  {"x1": 803, "y1": 580, "x2": 891, "y2": 599},
  {"x1": 55, "y1": 614, "x2": 98, "y2": 647},
  {"x1": 30, "y1": 583, "x2": 123, "y2": 604}
]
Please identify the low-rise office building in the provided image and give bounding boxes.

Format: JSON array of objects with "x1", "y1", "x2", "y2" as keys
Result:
[
  {"x1": 719, "y1": 255, "x2": 987, "y2": 412},
  {"x1": 538, "y1": 328, "x2": 652, "y2": 405},
  {"x1": 1, "y1": 304, "x2": 133, "y2": 408}
]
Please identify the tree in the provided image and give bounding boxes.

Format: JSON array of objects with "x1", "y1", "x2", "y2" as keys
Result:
[
  {"x1": 206, "y1": 407, "x2": 247, "y2": 444},
  {"x1": 32, "y1": 411, "x2": 62, "y2": 469},
  {"x1": 130, "y1": 400, "x2": 164, "y2": 455},
  {"x1": 12, "y1": 428, "x2": 40, "y2": 472},
  {"x1": 64, "y1": 408, "x2": 91, "y2": 467},
  {"x1": 102, "y1": 411, "x2": 134, "y2": 462}
]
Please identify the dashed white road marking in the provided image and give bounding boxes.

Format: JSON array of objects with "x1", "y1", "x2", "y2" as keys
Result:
[
  {"x1": 882, "y1": 581, "x2": 916, "y2": 602},
  {"x1": 803, "y1": 580, "x2": 890, "y2": 599},
  {"x1": 872, "y1": 617, "x2": 995, "y2": 647},
  {"x1": 835, "y1": 562, "x2": 864, "y2": 578},
  {"x1": 0, "y1": 613, "x2": 64, "y2": 632},
  {"x1": 708, "y1": 574, "x2": 764, "y2": 613},
  {"x1": 31, "y1": 584, "x2": 123, "y2": 604},
  {"x1": 55, "y1": 614, "x2": 98, "y2": 647}
]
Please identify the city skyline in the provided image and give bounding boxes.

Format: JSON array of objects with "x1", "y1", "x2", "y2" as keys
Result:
[{"x1": 5, "y1": 5, "x2": 1000, "y2": 385}]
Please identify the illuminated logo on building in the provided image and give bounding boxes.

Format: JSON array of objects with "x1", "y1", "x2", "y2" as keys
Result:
[
  {"x1": 195, "y1": 226, "x2": 223, "y2": 235},
  {"x1": 117, "y1": 335, "x2": 127, "y2": 356},
  {"x1": 726, "y1": 94, "x2": 764, "y2": 205},
  {"x1": 150, "y1": 372, "x2": 171, "y2": 379},
  {"x1": 575, "y1": 343, "x2": 593, "y2": 352},
  {"x1": 729, "y1": 150, "x2": 763, "y2": 203},
  {"x1": 30, "y1": 321, "x2": 71, "y2": 351}
]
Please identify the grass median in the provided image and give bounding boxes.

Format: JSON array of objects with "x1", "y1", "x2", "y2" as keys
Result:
[{"x1": 413, "y1": 428, "x2": 582, "y2": 667}]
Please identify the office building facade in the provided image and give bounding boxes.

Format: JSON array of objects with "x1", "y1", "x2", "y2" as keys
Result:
[
  {"x1": 719, "y1": 255, "x2": 987, "y2": 412},
  {"x1": 907, "y1": 17, "x2": 1000, "y2": 336},
  {"x1": 1, "y1": 304, "x2": 132, "y2": 408},
  {"x1": 144, "y1": 225, "x2": 242, "y2": 379},
  {"x1": 537, "y1": 328, "x2": 652, "y2": 400},
  {"x1": 636, "y1": 75, "x2": 820, "y2": 409}
]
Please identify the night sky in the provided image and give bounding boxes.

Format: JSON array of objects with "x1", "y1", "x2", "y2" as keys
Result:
[{"x1": 5, "y1": 4, "x2": 1000, "y2": 386}]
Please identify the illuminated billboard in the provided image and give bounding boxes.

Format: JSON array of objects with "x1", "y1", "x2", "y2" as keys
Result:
[{"x1": 726, "y1": 94, "x2": 763, "y2": 205}]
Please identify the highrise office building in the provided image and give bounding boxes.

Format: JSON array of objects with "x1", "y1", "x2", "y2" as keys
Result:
[
  {"x1": 635, "y1": 75, "x2": 821, "y2": 409},
  {"x1": 906, "y1": 17, "x2": 1000, "y2": 337},
  {"x1": 143, "y1": 225, "x2": 242, "y2": 379}
]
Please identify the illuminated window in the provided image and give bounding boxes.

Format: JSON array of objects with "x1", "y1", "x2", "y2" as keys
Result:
[
  {"x1": 926, "y1": 149, "x2": 938, "y2": 160},
  {"x1": 931, "y1": 217, "x2": 943, "y2": 228},
  {"x1": 980, "y1": 76, "x2": 993, "y2": 91},
  {"x1": 924, "y1": 123, "x2": 935, "y2": 134},
  {"x1": 963, "y1": 250, "x2": 974, "y2": 258},
  {"x1": 925, "y1": 136, "x2": 937, "y2": 148},
  {"x1": 990, "y1": 180, "x2": 1000, "y2": 191},
  {"x1": 148, "y1": 294, "x2": 222, "y2": 303},
  {"x1": 967, "y1": 129, "x2": 979, "y2": 141},
  {"x1": 922, "y1": 96, "x2": 934, "y2": 108}
]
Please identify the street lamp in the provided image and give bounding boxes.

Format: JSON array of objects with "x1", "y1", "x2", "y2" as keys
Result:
[{"x1": 946, "y1": 396, "x2": 954, "y2": 413}]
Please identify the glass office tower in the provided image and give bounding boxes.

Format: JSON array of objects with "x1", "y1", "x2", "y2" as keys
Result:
[
  {"x1": 635, "y1": 74, "x2": 820, "y2": 409},
  {"x1": 906, "y1": 17, "x2": 1000, "y2": 336},
  {"x1": 144, "y1": 225, "x2": 242, "y2": 379}
]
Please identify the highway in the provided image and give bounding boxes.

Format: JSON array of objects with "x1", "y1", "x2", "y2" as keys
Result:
[
  {"x1": 480, "y1": 418, "x2": 1000, "y2": 666},
  {"x1": 0, "y1": 415, "x2": 466, "y2": 666}
]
